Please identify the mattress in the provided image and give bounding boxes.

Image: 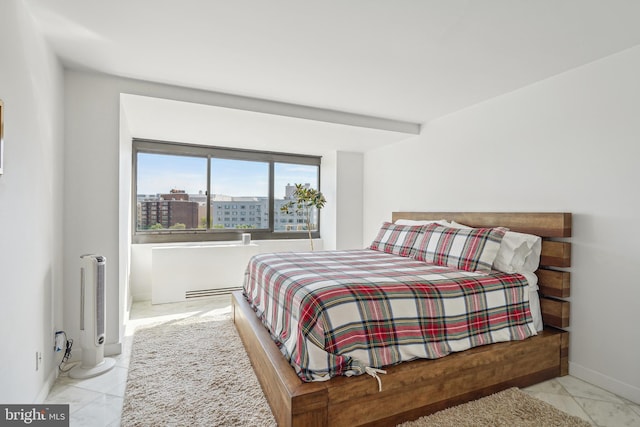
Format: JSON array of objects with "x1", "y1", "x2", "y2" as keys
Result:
[{"x1": 243, "y1": 249, "x2": 537, "y2": 382}]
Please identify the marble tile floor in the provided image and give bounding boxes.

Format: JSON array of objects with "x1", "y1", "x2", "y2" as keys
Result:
[{"x1": 44, "y1": 296, "x2": 640, "y2": 426}]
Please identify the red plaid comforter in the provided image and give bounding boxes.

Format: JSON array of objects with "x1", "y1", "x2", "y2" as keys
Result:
[{"x1": 243, "y1": 249, "x2": 536, "y2": 382}]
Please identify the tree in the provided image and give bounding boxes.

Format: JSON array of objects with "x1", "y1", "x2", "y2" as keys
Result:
[
  {"x1": 280, "y1": 183, "x2": 326, "y2": 251},
  {"x1": 149, "y1": 223, "x2": 163, "y2": 230}
]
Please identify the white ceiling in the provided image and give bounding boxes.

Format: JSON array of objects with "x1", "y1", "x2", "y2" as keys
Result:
[{"x1": 24, "y1": 0, "x2": 640, "y2": 153}]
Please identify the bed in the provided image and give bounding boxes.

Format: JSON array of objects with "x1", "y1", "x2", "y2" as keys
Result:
[{"x1": 232, "y1": 212, "x2": 571, "y2": 426}]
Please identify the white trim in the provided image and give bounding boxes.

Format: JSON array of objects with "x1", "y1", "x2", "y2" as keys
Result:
[
  {"x1": 105, "y1": 343, "x2": 122, "y2": 357},
  {"x1": 35, "y1": 367, "x2": 58, "y2": 403},
  {"x1": 570, "y1": 361, "x2": 640, "y2": 404}
]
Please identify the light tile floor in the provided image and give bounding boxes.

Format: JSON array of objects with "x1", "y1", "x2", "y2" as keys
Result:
[{"x1": 45, "y1": 296, "x2": 640, "y2": 426}]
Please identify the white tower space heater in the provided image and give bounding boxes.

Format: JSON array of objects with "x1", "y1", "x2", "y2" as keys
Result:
[{"x1": 69, "y1": 254, "x2": 116, "y2": 379}]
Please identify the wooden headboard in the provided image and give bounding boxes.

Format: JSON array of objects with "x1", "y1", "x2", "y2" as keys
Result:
[{"x1": 392, "y1": 212, "x2": 572, "y2": 330}]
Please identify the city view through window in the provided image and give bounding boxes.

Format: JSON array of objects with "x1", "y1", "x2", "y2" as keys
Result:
[{"x1": 136, "y1": 152, "x2": 320, "y2": 233}]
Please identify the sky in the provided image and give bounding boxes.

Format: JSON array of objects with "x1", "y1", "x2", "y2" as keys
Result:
[{"x1": 137, "y1": 153, "x2": 318, "y2": 199}]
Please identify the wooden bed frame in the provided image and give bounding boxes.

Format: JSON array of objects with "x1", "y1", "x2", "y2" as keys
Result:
[{"x1": 232, "y1": 212, "x2": 572, "y2": 426}]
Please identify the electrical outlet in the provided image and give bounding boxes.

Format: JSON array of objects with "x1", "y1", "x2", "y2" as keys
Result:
[{"x1": 55, "y1": 331, "x2": 65, "y2": 352}]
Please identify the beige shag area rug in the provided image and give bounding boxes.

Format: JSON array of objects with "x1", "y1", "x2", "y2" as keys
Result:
[
  {"x1": 121, "y1": 310, "x2": 276, "y2": 426},
  {"x1": 122, "y1": 310, "x2": 590, "y2": 427},
  {"x1": 398, "y1": 387, "x2": 591, "y2": 426}
]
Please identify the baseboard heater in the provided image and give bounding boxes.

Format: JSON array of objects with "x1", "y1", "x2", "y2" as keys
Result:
[{"x1": 185, "y1": 286, "x2": 242, "y2": 299}]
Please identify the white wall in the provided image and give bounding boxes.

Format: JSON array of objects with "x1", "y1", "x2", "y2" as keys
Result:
[
  {"x1": 130, "y1": 239, "x2": 323, "y2": 302},
  {"x1": 118, "y1": 102, "x2": 133, "y2": 333},
  {"x1": 320, "y1": 151, "x2": 338, "y2": 251},
  {"x1": 336, "y1": 152, "x2": 364, "y2": 249},
  {"x1": 363, "y1": 45, "x2": 640, "y2": 403},
  {"x1": 0, "y1": 0, "x2": 64, "y2": 403},
  {"x1": 321, "y1": 151, "x2": 364, "y2": 251},
  {"x1": 64, "y1": 72, "x2": 123, "y2": 358}
]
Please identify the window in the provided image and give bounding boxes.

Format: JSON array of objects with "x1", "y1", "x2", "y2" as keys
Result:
[
  {"x1": 136, "y1": 153, "x2": 206, "y2": 231},
  {"x1": 133, "y1": 139, "x2": 321, "y2": 243},
  {"x1": 274, "y1": 162, "x2": 320, "y2": 233}
]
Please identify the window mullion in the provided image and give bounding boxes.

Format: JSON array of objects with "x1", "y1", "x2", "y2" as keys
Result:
[
  {"x1": 206, "y1": 155, "x2": 212, "y2": 229},
  {"x1": 268, "y1": 161, "x2": 275, "y2": 232}
]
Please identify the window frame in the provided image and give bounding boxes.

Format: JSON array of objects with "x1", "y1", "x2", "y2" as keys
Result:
[{"x1": 132, "y1": 138, "x2": 322, "y2": 244}]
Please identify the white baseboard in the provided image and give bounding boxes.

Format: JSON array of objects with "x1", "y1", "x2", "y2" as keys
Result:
[
  {"x1": 36, "y1": 348, "x2": 95, "y2": 402},
  {"x1": 570, "y1": 362, "x2": 640, "y2": 404},
  {"x1": 133, "y1": 292, "x2": 151, "y2": 302},
  {"x1": 35, "y1": 367, "x2": 58, "y2": 403},
  {"x1": 105, "y1": 342, "x2": 122, "y2": 357}
]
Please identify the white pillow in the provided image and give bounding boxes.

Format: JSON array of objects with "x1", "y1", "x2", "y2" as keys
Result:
[
  {"x1": 493, "y1": 231, "x2": 541, "y2": 274},
  {"x1": 520, "y1": 238, "x2": 542, "y2": 272},
  {"x1": 450, "y1": 221, "x2": 542, "y2": 275}
]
